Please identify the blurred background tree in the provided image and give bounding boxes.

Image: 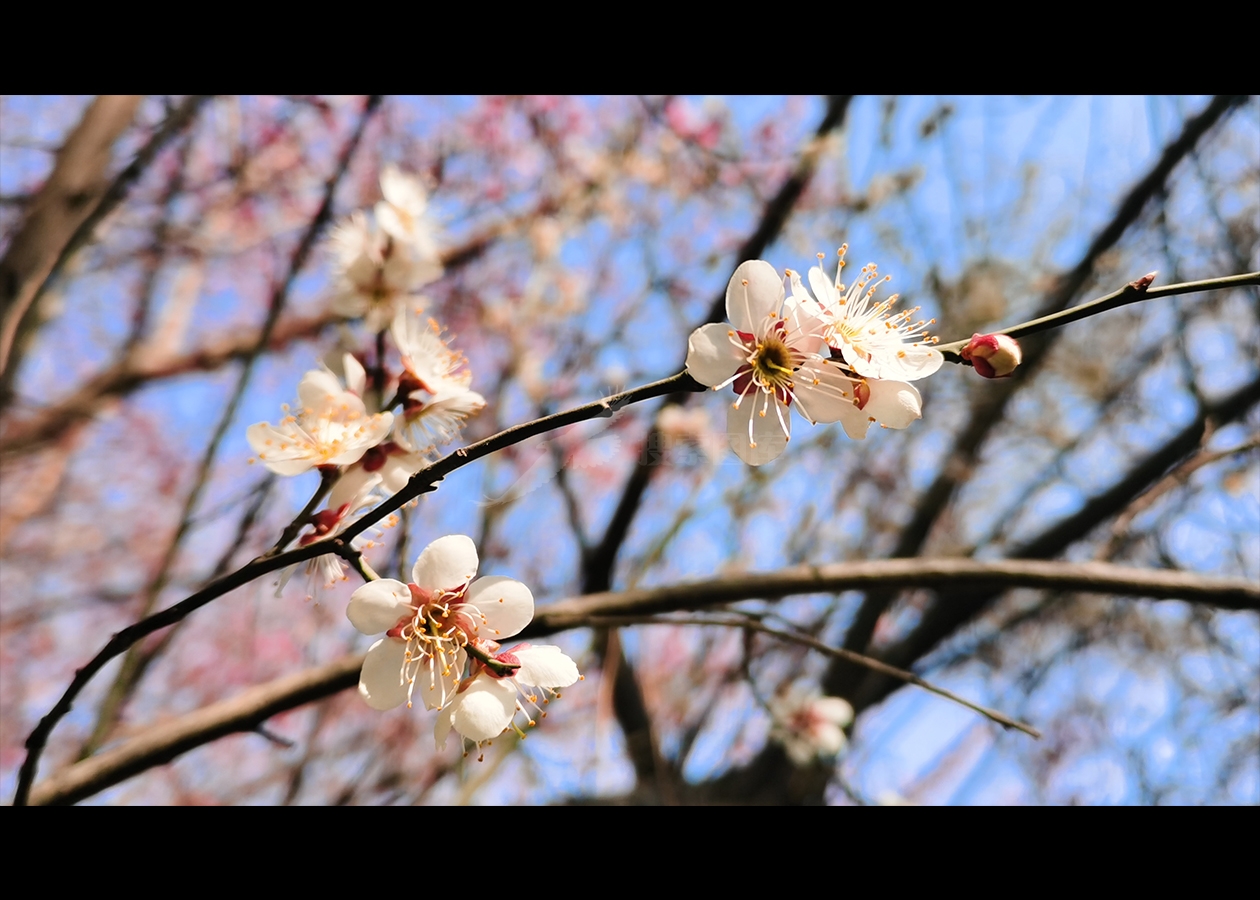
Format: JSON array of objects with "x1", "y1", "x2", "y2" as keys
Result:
[{"x1": 2, "y1": 95, "x2": 1256, "y2": 805}]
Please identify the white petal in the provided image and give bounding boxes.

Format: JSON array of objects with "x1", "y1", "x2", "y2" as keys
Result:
[
  {"x1": 789, "y1": 362, "x2": 855, "y2": 425},
  {"x1": 814, "y1": 697, "x2": 855, "y2": 727},
  {"x1": 685, "y1": 323, "x2": 743, "y2": 387},
  {"x1": 808, "y1": 266, "x2": 839, "y2": 312},
  {"x1": 378, "y1": 450, "x2": 430, "y2": 494},
  {"x1": 328, "y1": 466, "x2": 381, "y2": 513},
  {"x1": 412, "y1": 534, "x2": 479, "y2": 591},
  {"x1": 434, "y1": 706, "x2": 455, "y2": 750},
  {"x1": 853, "y1": 342, "x2": 943, "y2": 382},
  {"x1": 247, "y1": 422, "x2": 317, "y2": 476},
  {"x1": 862, "y1": 379, "x2": 922, "y2": 429},
  {"x1": 727, "y1": 393, "x2": 789, "y2": 466},
  {"x1": 347, "y1": 579, "x2": 413, "y2": 634},
  {"x1": 512, "y1": 645, "x2": 579, "y2": 689},
  {"x1": 787, "y1": 269, "x2": 824, "y2": 318},
  {"x1": 725, "y1": 260, "x2": 783, "y2": 333},
  {"x1": 465, "y1": 576, "x2": 534, "y2": 640},
  {"x1": 450, "y1": 676, "x2": 518, "y2": 742},
  {"x1": 835, "y1": 401, "x2": 875, "y2": 441},
  {"x1": 342, "y1": 353, "x2": 367, "y2": 397},
  {"x1": 297, "y1": 369, "x2": 352, "y2": 413},
  {"x1": 358, "y1": 638, "x2": 411, "y2": 711},
  {"x1": 323, "y1": 412, "x2": 395, "y2": 466},
  {"x1": 380, "y1": 164, "x2": 428, "y2": 217}
]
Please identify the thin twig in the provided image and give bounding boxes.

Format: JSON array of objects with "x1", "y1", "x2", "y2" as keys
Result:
[
  {"x1": 582, "y1": 613, "x2": 1042, "y2": 738},
  {"x1": 938, "y1": 272, "x2": 1260, "y2": 362}
]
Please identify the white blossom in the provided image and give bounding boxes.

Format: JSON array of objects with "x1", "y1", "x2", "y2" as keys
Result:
[
  {"x1": 794, "y1": 244, "x2": 943, "y2": 382},
  {"x1": 769, "y1": 686, "x2": 854, "y2": 766},
  {"x1": 247, "y1": 367, "x2": 393, "y2": 476},
  {"x1": 346, "y1": 535, "x2": 533, "y2": 711},
  {"x1": 390, "y1": 306, "x2": 485, "y2": 452}
]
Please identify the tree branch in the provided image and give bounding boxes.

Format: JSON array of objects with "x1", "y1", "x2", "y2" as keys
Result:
[
  {"x1": 22, "y1": 559, "x2": 1256, "y2": 805},
  {"x1": 583, "y1": 613, "x2": 1041, "y2": 738},
  {"x1": 1, "y1": 95, "x2": 208, "y2": 410}
]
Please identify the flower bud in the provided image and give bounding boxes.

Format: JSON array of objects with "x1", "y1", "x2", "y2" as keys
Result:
[{"x1": 960, "y1": 332, "x2": 1022, "y2": 378}]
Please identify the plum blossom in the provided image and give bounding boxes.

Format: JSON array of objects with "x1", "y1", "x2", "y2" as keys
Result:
[
  {"x1": 794, "y1": 244, "x2": 943, "y2": 382},
  {"x1": 685, "y1": 260, "x2": 858, "y2": 465},
  {"x1": 346, "y1": 535, "x2": 533, "y2": 711},
  {"x1": 247, "y1": 365, "x2": 393, "y2": 476},
  {"x1": 434, "y1": 643, "x2": 581, "y2": 756},
  {"x1": 390, "y1": 306, "x2": 485, "y2": 452},
  {"x1": 329, "y1": 166, "x2": 442, "y2": 332},
  {"x1": 769, "y1": 686, "x2": 854, "y2": 766}
]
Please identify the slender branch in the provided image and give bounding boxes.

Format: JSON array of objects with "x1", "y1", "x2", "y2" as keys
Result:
[
  {"x1": 582, "y1": 613, "x2": 1041, "y2": 738},
  {"x1": 22, "y1": 558, "x2": 1256, "y2": 805},
  {"x1": 338, "y1": 371, "x2": 704, "y2": 544},
  {"x1": 939, "y1": 272, "x2": 1260, "y2": 362}
]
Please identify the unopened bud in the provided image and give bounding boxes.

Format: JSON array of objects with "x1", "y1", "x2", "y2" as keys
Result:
[{"x1": 961, "y1": 333, "x2": 1022, "y2": 378}]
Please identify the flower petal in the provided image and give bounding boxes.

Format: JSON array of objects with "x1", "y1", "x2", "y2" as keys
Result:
[
  {"x1": 465, "y1": 575, "x2": 534, "y2": 641},
  {"x1": 247, "y1": 422, "x2": 317, "y2": 476},
  {"x1": 834, "y1": 400, "x2": 875, "y2": 441},
  {"x1": 434, "y1": 706, "x2": 455, "y2": 750},
  {"x1": 725, "y1": 260, "x2": 783, "y2": 333},
  {"x1": 450, "y1": 676, "x2": 518, "y2": 742},
  {"x1": 412, "y1": 534, "x2": 479, "y2": 591},
  {"x1": 808, "y1": 266, "x2": 839, "y2": 311},
  {"x1": 847, "y1": 341, "x2": 943, "y2": 382},
  {"x1": 727, "y1": 393, "x2": 789, "y2": 466},
  {"x1": 346, "y1": 579, "x2": 412, "y2": 634},
  {"x1": 323, "y1": 412, "x2": 394, "y2": 466},
  {"x1": 685, "y1": 323, "x2": 743, "y2": 387},
  {"x1": 862, "y1": 379, "x2": 922, "y2": 429},
  {"x1": 814, "y1": 696, "x2": 855, "y2": 727},
  {"x1": 358, "y1": 638, "x2": 411, "y2": 710},
  {"x1": 511, "y1": 645, "x2": 580, "y2": 689},
  {"x1": 789, "y1": 362, "x2": 856, "y2": 425}
]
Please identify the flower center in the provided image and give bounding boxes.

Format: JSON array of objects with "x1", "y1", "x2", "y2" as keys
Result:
[
  {"x1": 384, "y1": 582, "x2": 489, "y2": 708},
  {"x1": 750, "y1": 334, "x2": 795, "y2": 392}
]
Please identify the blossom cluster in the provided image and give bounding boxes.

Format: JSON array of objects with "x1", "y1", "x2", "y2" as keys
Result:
[
  {"x1": 686, "y1": 249, "x2": 942, "y2": 465},
  {"x1": 244, "y1": 168, "x2": 579, "y2": 754},
  {"x1": 348, "y1": 534, "x2": 580, "y2": 755},
  {"x1": 247, "y1": 168, "x2": 485, "y2": 584}
]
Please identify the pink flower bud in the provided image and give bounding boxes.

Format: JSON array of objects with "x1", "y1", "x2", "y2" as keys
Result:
[{"x1": 961, "y1": 333, "x2": 1022, "y2": 378}]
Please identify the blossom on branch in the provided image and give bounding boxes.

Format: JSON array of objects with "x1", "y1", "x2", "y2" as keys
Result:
[
  {"x1": 390, "y1": 306, "x2": 485, "y2": 452},
  {"x1": 686, "y1": 259, "x2": 930, "y2": 464},
  {"x1": 346, "y1": 535, "x2": 534, "y2": 711},
  {"x1": 329, "y1": 166, "x2": 443, "y2": 332},
  {"x1": 769, "y1": 686, "x2": 854, "y2": 766},
  {"x1": 795, "y1": 245, "x2": 943, "y2": 382},
  {"x1": 247, "y1": 366, "x2": 393, "y2": 476}
]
